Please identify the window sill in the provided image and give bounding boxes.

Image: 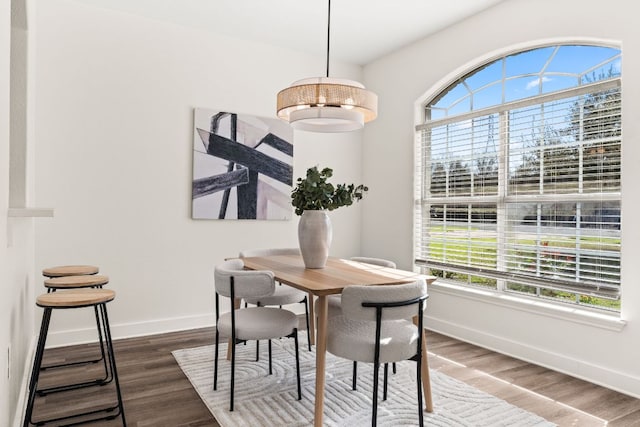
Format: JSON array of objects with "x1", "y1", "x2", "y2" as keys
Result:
[{"x1": 429, "y1": 280, "x2": 626, "y2": 332}]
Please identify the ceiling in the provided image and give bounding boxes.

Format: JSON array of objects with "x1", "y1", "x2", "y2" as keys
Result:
[{"x1": 72, "y1": 0, "x2": 505, "y2": 65}]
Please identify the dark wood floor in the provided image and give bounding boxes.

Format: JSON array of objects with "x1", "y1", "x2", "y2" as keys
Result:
[{"x1": 27, "y1": 323, "x2": 640, "y2": 427}]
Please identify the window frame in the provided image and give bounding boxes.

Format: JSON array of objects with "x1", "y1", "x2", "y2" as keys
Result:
[{"x1": 414, "y1": 44, "x2": 622, "y2": 313}]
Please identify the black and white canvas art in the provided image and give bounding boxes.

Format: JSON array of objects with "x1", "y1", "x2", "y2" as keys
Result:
[{"x1": 191, "y1": 108, "x2": 294, "y2": 220}]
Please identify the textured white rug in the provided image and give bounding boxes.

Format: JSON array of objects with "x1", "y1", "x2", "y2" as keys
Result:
[{"x1": 173, "y1": 335, "x2": 555, "y2": 427}]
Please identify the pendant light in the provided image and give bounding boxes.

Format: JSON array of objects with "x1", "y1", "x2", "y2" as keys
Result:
[{"x1": 276, "y1": 0, "x2": 378, "y2": 132}]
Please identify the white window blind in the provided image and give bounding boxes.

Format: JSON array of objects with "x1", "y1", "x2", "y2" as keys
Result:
[{"x1": 415, "y1": 78, "x2": 621, "y2": 308}]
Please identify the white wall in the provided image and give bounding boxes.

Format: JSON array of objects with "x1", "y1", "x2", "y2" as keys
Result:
[
  {"x1": 31, "y1": 0, "x2": 365, "y2": 346},
  {"x1": 362, "y1": 0, "x2": 640, "y2": 397},
  {"x1": 2, "y1": 0, "x2": 37, "y2": 425}
]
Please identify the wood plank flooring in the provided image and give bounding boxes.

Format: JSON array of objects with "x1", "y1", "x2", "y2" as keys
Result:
[{"x1": 26, "y1": 325, "x2": 640, "y2": 426}]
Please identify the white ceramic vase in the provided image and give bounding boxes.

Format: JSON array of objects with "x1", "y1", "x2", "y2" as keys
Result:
[{"x1": 298, "y1": 210, "x2": 333, "y2": 269}]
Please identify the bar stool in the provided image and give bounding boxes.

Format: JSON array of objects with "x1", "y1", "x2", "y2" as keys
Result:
[
  {"x1": 24, "y1": 289, "x2": 126, "y2": 426},
  {"x1": 44, "y1": 274, "x2": 109, "y2": 292},
  {"x1": 42, "y1": 264, "x2": 99, "y2": 278},
  {"x1": 38, "y1": 275, "x2": 111, "y2": 395}
]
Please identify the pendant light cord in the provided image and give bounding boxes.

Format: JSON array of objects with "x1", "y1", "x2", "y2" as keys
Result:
[{"x1": 326, "y1": 0, "x2": 331, "y2": 78}]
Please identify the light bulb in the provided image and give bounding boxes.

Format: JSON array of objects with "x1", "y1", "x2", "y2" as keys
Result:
[{"x1": 342, "y1": 98, "x2": 355, "y2": 110}]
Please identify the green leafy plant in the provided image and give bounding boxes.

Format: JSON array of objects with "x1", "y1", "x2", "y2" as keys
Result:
[{"x1": 291, "y1": 166, "x2": 368, "y2": 216}]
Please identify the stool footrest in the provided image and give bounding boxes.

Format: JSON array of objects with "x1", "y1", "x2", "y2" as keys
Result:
[
  {"x1": 41, "y1": 356, "x2": 102, "y2": 371},
  {"x1": 37, "y1": 376, "x2": 112, "y2": 396},
  {"x1": 30, "y1": 404, "x2": 122, "y2": 426}
]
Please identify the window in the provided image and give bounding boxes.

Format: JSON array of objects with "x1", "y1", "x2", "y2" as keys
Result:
[{"x1": 415, "y1": 44, "x2": 622, "y2": 312}]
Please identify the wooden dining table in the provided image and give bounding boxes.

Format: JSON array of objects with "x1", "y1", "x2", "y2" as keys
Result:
[{"x1": 242, "y1": 254, "x2": 437, "y2": 427}]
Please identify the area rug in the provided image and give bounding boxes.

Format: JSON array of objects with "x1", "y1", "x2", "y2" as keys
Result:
[{"x1": 172, "y1": 334, "x2": 555, "y2": 427}]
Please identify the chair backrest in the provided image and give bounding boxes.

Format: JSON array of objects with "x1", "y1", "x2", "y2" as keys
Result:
[
  {"x1": 239, "y1": 247, "x2": 301, "y2": 258},
  {"x1": 350, "y1": 257, "x2": 397, "y2": 269},
  {"x1": 341, "y1": 279, "x2": 427, "y2": 322},
  {"x1": 214, "y1": 259, "x2": 275, "y2": 299}
]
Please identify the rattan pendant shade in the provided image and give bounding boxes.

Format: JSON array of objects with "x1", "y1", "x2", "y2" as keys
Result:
[
  {"x1": 276, "y1": 1, "x2": 378, "y2": 132},
  {"x1": 277, "y1": 77, "x2": 377, "y2": 132}
]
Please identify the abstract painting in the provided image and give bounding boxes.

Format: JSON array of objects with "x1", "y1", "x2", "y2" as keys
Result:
[{"x1": 191, "y1": 108, "x2": 293, "y2": 220}]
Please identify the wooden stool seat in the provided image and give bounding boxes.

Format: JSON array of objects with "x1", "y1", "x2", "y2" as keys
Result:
[
  {"x1": 36, "y1": 289, "x2": 115, "y2": 308},
  {"x1": 44, "y1": 274, "x2": 109, "y2": 289},
  {"x1": 42, "y1": 265, "x2": 99, "y2": 278}
]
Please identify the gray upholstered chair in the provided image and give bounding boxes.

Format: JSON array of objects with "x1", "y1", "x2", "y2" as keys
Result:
[
  {"x1": 315, "y1": 256, "x2": 399, "y2": 384},
  {"x1": 318, "y1": 256, "x2": 397, "y2": 317},
  {"x1": 213, "y1": 259, "x2": 302, "y2": 411},
  {"x1": 239, "y1": 248, "x2": 311, "y2": 353},
  {"x1": 326, "y1": 279, "x2": 429, "y2": 427},
  {"x1": 349, "y1": 256, "x2": 397, "y2": 268}
]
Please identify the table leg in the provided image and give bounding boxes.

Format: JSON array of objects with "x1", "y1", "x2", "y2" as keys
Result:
[
  {"x1": 414, "y1": 315, "x2": 433, "y2": 413},
  {"x1": 307, "y1": 292, "x2": 315, "y2": 345},
  {"x1": 226, "y1": 298, "x2": 241, "y2": 361},
  {"x1": 314, "y1": 295, "x2": 328, "y2": 427},
  {"x1": 420, "y1": 328, "x2": 433, "y2": 412}
]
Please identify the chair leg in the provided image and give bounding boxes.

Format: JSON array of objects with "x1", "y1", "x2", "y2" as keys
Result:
[
  {"x1": 303, "y1": 296, "x2": 311, "y2": 351},
  {"x1": 268, "y1": 340, "x2": 273, "y2": 375},
  {"x1": 293, "y1": 328, "x2": 301, "y2": 400},
  {"x1": 214, "y1": 328, "x2": 219, "y2": 390},
  {"x1": 372, "y1": 362, "x2": 380, "y2": 427},
  {"x1": 417, "y1": 353, "x2": 424, "y2": 427},
  {"x1": 243, "y1": 300, "x2": 248, "y2": 345},
  {"x1": 393, "y1": 362, "x2": 396, "y2": 374},
  {"x1": 256, "y1": 302, "x2": 261, "y2": 361},
  {"x1": 383, "y1": 363, "x2": 388, "y2": 401},
  {"x1": 417, "y1": 313, "x2": 425, "y2": 427},
  {"x1": 352, "y1": 361, "x2": 358, "y2": 390},
  {"x1": 230, "y1": 334, "x2": 236, "y2": 411}
]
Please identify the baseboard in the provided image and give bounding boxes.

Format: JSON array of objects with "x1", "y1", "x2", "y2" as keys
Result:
[
  {"x1": 426, "y1": 315, "x2": 640, "y2": 399},
  {"x1": 44, "y1": 313, "x2": 215, "y2": 348}
]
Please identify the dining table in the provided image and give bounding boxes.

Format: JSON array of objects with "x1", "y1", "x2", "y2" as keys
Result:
[{"x1": 241, "y1": 254, "x2": 437, "y2": 427}]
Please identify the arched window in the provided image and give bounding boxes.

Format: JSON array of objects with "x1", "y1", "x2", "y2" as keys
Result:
[{"x1": 414, "y1": 44, "x2": 621, "y2": 312}]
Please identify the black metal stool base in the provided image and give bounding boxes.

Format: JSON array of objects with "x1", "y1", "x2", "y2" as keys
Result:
[
  {"x1": 36, "y1": 305, "x2": 113, "y2": 397},
  {"x1": 24, "y1": 300, "x2": 126, "y2": 427},
  {"x1": 37, "y1": 286, "x2": 112, "y2": 396}
]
